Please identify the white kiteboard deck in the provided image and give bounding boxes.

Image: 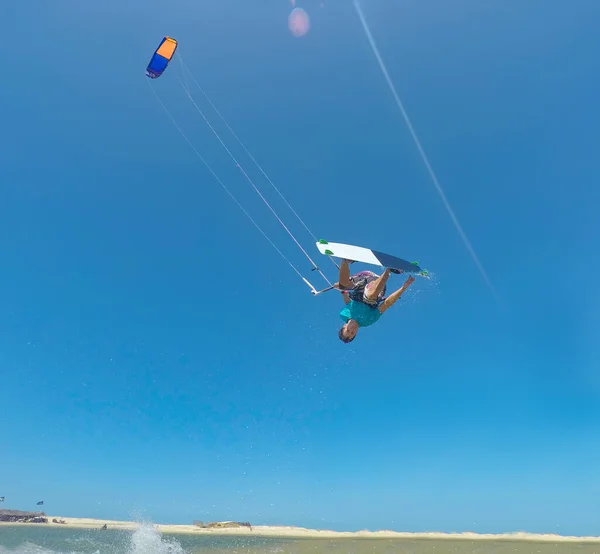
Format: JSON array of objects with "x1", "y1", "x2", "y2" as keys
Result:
[{"x1": 316, "y1": 240, "x2": 425, "y2": 275}]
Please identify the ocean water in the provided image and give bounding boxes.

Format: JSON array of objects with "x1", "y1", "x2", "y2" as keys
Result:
[{"x1": 0, "y1": 525, "x2": 599, "y2": 554}]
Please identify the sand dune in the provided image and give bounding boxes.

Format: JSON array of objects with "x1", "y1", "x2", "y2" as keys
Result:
[{"x1": 1, "y1": 517, "x2": 599, "y2": 542}]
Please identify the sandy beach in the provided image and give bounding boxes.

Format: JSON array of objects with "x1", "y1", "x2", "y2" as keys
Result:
[{"x1": 1, "y1": 517, "x2": 599, "y2": 542}]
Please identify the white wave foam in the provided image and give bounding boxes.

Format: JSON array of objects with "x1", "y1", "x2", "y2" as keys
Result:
[
  {"x1": 127, "y1": 524, "x2": 185, "y2": 554},
  {"x1": 0, "y1": 523, "x2": 186, "y2": 554}
]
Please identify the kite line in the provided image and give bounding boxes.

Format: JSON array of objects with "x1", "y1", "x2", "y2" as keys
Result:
[
  {"x1": 145, "y1": 37, "x2": 335, "y2": 292},
  {"x1": 353, "y1": 0, "x2": 500, "y2": 305}
]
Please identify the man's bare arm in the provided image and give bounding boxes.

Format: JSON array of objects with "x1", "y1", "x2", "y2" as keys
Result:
[{"x1": 378, "y1": 276, "x2": 415, "y2": 314}]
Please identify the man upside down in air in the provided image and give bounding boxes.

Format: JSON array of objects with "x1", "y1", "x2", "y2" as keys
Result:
[{"x1": 335, "y1": 259, "x2": 415, "y2": 343}]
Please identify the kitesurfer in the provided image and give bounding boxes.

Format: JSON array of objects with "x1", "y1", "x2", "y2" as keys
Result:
[{"x1": 336, "y1": 259, "x2": 415, "y2": 343}]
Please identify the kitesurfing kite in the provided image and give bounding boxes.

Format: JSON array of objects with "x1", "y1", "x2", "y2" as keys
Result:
[
  {"x1": 146, "y1": 37, "x2": 178, "y2": 79},
  {"x1": 144, "y1": 37, "x2": 430, "y2": 342}
]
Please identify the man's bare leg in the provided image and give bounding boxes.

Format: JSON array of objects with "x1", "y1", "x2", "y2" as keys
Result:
[
  {"x1": 364, "y1": 269, "x2": 392, "y2": 302},
  {"x1": 337, "y1": 259, "x2": 354, "y2": 290}
]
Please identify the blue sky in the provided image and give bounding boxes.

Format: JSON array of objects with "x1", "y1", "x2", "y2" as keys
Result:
[{"x1": 2, "y1": 0, "x2": 600, "y2": 536}]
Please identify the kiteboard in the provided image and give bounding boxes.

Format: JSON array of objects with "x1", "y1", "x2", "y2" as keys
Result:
[{"x1": 316, "y1": 239, "x2": 428, "y2": 277}]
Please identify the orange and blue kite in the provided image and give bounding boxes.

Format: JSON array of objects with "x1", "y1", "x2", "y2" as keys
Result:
[{"x1": 146, "y1": 37, "x2": 178, "y2": 79}]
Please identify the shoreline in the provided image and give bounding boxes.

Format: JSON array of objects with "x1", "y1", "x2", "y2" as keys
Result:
[{"x1": 1, "y1": 517, "x2": 599, "y2": 542}]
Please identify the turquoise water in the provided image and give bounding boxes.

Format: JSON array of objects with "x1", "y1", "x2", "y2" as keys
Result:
[{"x1": 1, "y1": 525, "x2": 599, "y2": 554}]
